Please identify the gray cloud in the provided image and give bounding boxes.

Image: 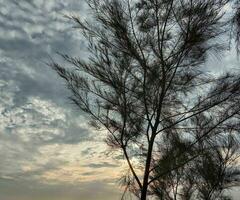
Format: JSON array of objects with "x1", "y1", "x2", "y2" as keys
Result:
[
  {"x1": 0, "y1": 178, "x2": 122, "y2": 200},
  {"x1": 84, "y1": 162, "x2": 119, "y2": 169},
  {"x1": 0, "y1": 0, "x2": 122, "y2": 199}
]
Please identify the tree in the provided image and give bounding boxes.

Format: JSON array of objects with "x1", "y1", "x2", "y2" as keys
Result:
[
  {"x1": 51, "y1": 0, "x2": 240, "y2": 199},
  {"x1": 151, "y1": 129, "x2": 240, "y2": 200}
]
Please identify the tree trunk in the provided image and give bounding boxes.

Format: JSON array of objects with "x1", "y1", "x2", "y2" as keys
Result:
[{"x1": 140, "y1": 136, "x2": 155, "y2": 200}]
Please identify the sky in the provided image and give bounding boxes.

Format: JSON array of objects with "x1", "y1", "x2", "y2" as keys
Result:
[
  {"x1": 0, "y1": 0, "x2": 240, "y2": 200},
  {"x1": 0, "y1": 0, "x2": 125, "y2": 199}
]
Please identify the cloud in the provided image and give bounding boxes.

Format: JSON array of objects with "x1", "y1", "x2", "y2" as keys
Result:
[
  {"x1": 84, "y1": 162, "x2": 119, "y2": 169},
  {"x1": 0, "y1": 71, "x2": 122, "y2": 199},
  {"x1": 0, "y1": 178, "x2": 122, "y2": 200},
  {"x1": 0, "y1": 0, "x2": 123, "y2": 199}
]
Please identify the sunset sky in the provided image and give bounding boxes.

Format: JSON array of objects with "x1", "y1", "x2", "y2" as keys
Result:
[{"x1": 0, "y1": 0, "x2": 240, "y2": 200}]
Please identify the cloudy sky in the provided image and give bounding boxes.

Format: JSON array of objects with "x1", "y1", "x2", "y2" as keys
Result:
[
  {"x1": 0, "y1": 0, "x2": 127, "y2": 199},
  {"x1": 0, "y1": 0, "x2": 240, "y2": 200}
]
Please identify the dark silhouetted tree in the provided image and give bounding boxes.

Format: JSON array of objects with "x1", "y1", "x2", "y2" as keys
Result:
[
  {"x1": 51, "y1": 0, "x2": 240, "y2": 199},
  {"x1": 151, "y1": 128, "x2": 240, "y2": 200}
]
